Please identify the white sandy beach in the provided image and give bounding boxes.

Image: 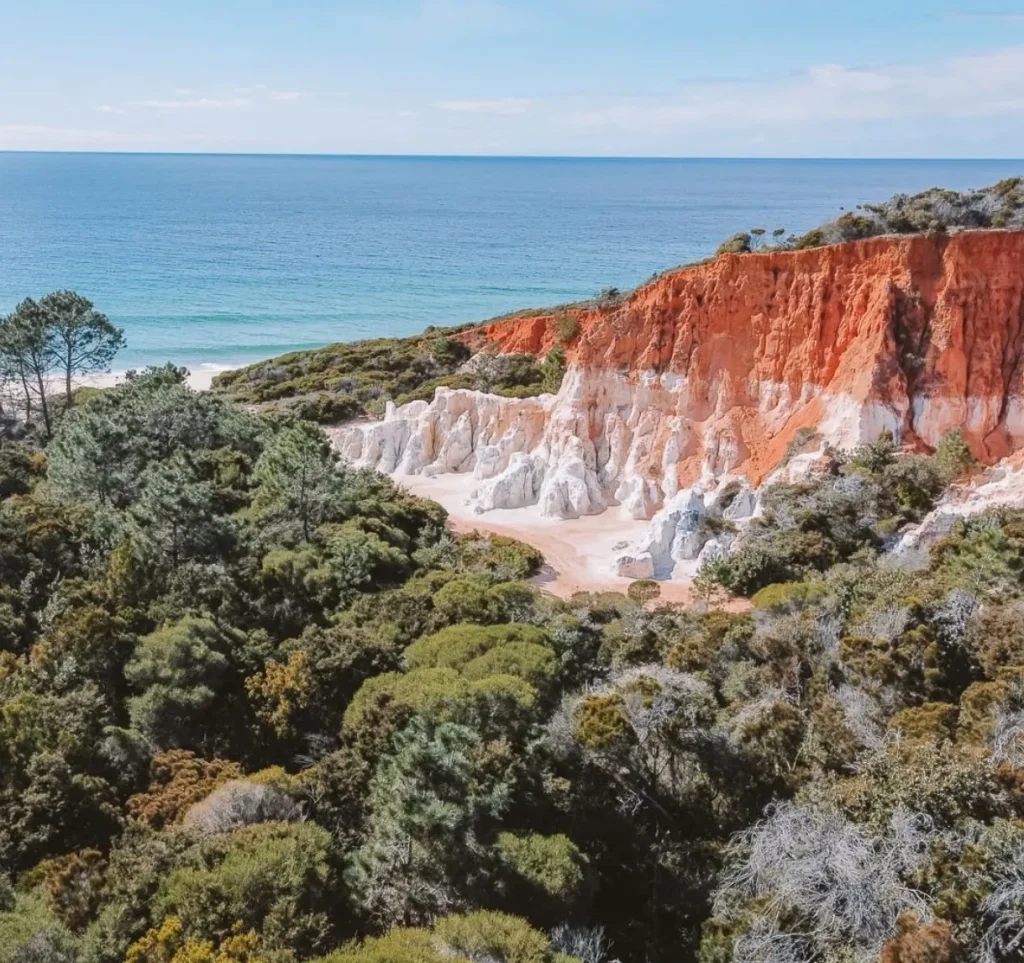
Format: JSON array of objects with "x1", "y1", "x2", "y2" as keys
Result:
[{"x1": 78, "y1": 363, "x2": 233, "y2": 393}]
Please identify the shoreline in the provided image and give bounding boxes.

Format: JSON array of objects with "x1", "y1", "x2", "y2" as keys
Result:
[{"x1": 78, "y1": 363, "x2": 234, "y2": 393}]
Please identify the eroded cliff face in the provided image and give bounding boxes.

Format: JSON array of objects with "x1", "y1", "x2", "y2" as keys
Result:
[{"x1": 332, "y1": 230, "x2": 1024, "y2": 577}]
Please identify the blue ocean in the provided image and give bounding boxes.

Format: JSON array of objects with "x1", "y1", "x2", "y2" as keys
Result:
[{"x1": 1, "y1": 154, "x2": 1022, "y2": 373}]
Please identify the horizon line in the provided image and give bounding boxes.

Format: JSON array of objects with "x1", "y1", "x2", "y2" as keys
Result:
[{"x1": 2, "y1": 150, "x2": 1024, "y2": 162}]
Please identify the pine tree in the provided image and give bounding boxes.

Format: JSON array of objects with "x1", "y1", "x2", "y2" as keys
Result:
[
  {"x1": 254, "y1": 422, "x2": 342, "y2": 542},
  {"x1": 39, "y1": 291, "x2": 125, "y2": 410}
]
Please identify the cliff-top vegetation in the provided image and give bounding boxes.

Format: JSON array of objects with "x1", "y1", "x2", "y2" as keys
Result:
[
  {"x1": 718, "y1": 176, "x2": 1024, "y2": 255},
  {"x1": 211, "y1": 330, "x2": 567, "y2": 424}
]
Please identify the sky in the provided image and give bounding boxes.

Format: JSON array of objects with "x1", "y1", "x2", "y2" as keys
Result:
[{"x1": 3, "y1": 1, "x2": 1024, "y2": 156}]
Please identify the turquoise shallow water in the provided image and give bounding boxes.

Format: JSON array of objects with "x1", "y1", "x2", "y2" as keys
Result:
[{"x1": 1, "y1": 154, "x2": 1022, "y2": 373}]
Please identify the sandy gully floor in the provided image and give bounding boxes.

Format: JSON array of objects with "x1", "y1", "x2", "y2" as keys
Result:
[{"x1": 394, "y1": 472, "x2": 700, "y2": 603}]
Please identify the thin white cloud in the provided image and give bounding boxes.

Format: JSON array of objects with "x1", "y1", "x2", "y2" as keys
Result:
[
  {"x1": 434, "y1": 97, "x2": 530, "y2": 115},
  {"x1": 568, "y1": 46, "x2": 1024, "y2": 132},
  {"x1": 130, "y1": 97, "x2": 253, "y2": 110},
  {"x1": 99, "y1": 86, "x2": 310, "y2": 114}
]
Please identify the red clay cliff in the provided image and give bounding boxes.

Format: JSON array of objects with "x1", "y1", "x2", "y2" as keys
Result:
[{"x1": 462, "y1": 231, "x2": 1024, "y2": 475}]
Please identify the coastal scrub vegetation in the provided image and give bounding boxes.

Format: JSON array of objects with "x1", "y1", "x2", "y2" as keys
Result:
[
  {"x1": 211, "y1": 331, "x2": 560, "y2": 423},
  {"x1": 1, "y1": 341, "x2": 1024, "y2": 963},
  {"x1": 717, "y1": 177, "x2": 1024, "y2": 255}
]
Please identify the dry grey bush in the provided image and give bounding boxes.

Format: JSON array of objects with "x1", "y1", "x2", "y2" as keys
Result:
[
  {"x1": 609, "y1": 664, "x2": 715, "y2": 732},
  {"x1": 887, "y1": 545, "x2": 931, "y2": 573},
  {"x1": 733, "y1": 918, "x2": 814, "y2": 963},
  {"x1": 854, "y1": 606, "x2": 911, "y2": 644},
  {"x1": 991, "y1": 706, "x2": 1024, "y2": 769},
  {"x1": 545, "y1": 665, "x2": 718, "y2": 809},
  {"x1": 748, "y1": 611, "x2": 810, "y2": 693},
  {"x1": 183, "y1": 779, "x2": 303, "y2": 834},
  {"x1": 834, "y1": 685, "x2": 886, "y2": 752},
  {"x1": 933, "y1": 589, "x2": 978, "y2": 647},
  {"x1": 714, "y1": 802, "x2": 934, "y2": 961},
  {"x1": 549, "y1": 665, "x2": 715, "y2": 754},
  {"x1": 980, "y1": 838, "x2": 1024, "y2": 963},
  {"x1": 544, "y1": 692, "x2": 584, "y2": 757},
  {"x1": 10, "y1": 927, "x2": 79, "y2": 963},
  {"x1": 813, "y1": 612, "x2": 843, "y2": 663},
  {"x1": 456, "y1": 351, "x2": 535, "y2": 390},
  {"x1": 550, "y1": 923, "x2": 610, "y2": 963},
  {"x1": 357, "y1": 839, "x2": 462, "y2": 929},
  {"x1": 728, "y1": 687, "x2": 795, "y2": 741}
]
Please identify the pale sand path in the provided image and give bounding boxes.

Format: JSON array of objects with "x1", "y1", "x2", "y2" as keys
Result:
[{"x1": 394, "y1": 473, "x2": 700, "y2": 603}]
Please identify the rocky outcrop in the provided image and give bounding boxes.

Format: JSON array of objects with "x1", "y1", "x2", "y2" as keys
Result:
[{"x1": 332, "y1": 230, "x2": 1024, "y2": 577}]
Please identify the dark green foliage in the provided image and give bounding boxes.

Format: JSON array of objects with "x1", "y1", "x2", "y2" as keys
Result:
[
  {"x1": 125, "y1": 616, "x2": 239, "y2": 751},
  {"x1": 933, "y1": 428, "x2": 977, "y2": 481},
  {"x1": 715, "y1": 179, "x2": 1024, "y2": 256},
  {"x1": 554, "y1": 314, "x2": 581, "y2": 345},
  {"x1": 931, "y1": 510, "x2": 1024, "y2": 597},
  {"x1": 154, "y1": 821, "x2": 337, "y2": 955},
  {"x1": 540, "y1": 348, "x2": 566, "y2": 394},
  {"x1": 346, "y1": 718, "x2": 516, "y2": 926},
  {"x1": 0, "y1": 443, "x2": 34, "y2": 500},
  {"x1": 0, "y1": 299, "x2": 60, "y2": 437},
  {"x1": 78, "y1": 825, "x2": 202, "y2": 962},
  {"x1": 49, "y1": 364, "x2": 262, "y2": 509},
  {"x1": 715, "y1": 232, "x2": 752, "y2": 256},
  {"x1": 253, "y1": 421, "x2": 345, "y2": 542},
  {"x1": 40, "y1": 291, "x2": 126, "y2": 411}
]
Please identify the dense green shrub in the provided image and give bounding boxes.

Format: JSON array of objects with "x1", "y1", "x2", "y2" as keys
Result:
[
  {"x1": 496, "y1": 832, "x2": 589, "y2": 903},
  {"x1": 715, "y1": 232, "x2": 752, "y2": 256},
  {"x1": 211, "y1": 330, "x2": 554, "y2": 423},
  {"x1": 755, "y1": 177, "x2": 1024, "y2": 252},
  {"x1": 554, "y1": 314, "x2": 581, "y2": 344},
  {"x1": 404, "y1": 623, "x2": 549, "y2": 671},
  {"x1": 315, "y1": 911, "x2": 577, "y2": 963},
  {"x1": 153, "y1": 821, "x2": 337, "y2": 955}
]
